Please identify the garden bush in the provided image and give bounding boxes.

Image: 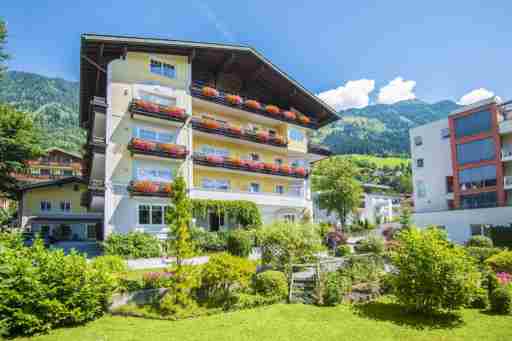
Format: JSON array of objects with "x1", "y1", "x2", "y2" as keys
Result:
[
  {"x1": 466, "y1": 247, "x2": 502, "y2": 265},
  {"x1": 466, "y1": 235, "x2": 493, "y2": 248},
  {"x1": 485, "y1": 250, "x2": 512, "y2": 273},
  {"x1": 200, "y1": 253, "x2": 256, "y2": 304},
  {"x1": 390, "y1": 227, "x2": 480, "y2": 313},
  {"x1": 338, "y1": 254, "x2": 385, "y2": 286},
  {"x1": 469, "y1": 287, "x2": 489, "y2": 309},
  {"x1": 142, "y1": 271, "x2": 176, "y2": 289},
  {"x1": 335, "y1": 244, "x2": 352, "y2": 257},
  {"x1": 228, "y1": 293, "x2": 281, "y2": 310},
  {"x1": 226, "y1": 229, "x2": 253, "y2": 257},
  {"x1": 90, "y1": 255, "x2": 127, "y2": 273},
  {"x1": 253, "y1": 270, "x2": 288, "y2": 299},
  {"x1": 325, "y1": 230, "x2": 347, "y2": 250},
  {"x1": 258, "y1": 222, "x2": 323, "y2": 271},
  {"x1": 0, "y1": 240, "x2": 117, "y2": 337},
  {"x1": 190, "y1": 227, "x2": 228, "y2": 252},
  {"x1": 354, "y1": 235, "x2": 385, "y2": 254},
  {"x1": 0, "y1": 231, "x2": 22, "y2": 250},
  {"x1": 489, "y1": 286, "x2": 512, "y2": 314},
  {"x1": 103, "y1": 232, "x2": 162, "y2": 259},
  {"x1": 322, "y1": 272, "x2": 343, "y2": 306}
]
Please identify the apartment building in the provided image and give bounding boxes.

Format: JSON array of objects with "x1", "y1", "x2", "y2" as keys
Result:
[
  {"x1": 79, "y1": 34, "x2": 338, "y2": 239},
  {"x1": 410, "y1": 97, "x2": 512, "y2": 242},
  {"x1": 15, "y1": 148, "x2": 82, "y2": 182}
]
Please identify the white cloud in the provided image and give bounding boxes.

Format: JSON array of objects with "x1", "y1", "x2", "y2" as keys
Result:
[
  {"x1": 317, "y1": 79, "x2": 375, "y2": 111},
  {"x1": 457, "y1": 88, "x2": 495, "y2": 105},
  {"x1": 377, "y1": 77, "x2": 416, "y2": 104},
  {"x1": 194, "y1": 1, "x2": 236, "y2": 43}
]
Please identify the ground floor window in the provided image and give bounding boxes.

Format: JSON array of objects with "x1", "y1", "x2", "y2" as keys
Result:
[
  {"x1": 470, "y1": 224, "x2": 490, "y2": 236},
  {"x1": 283, "y1": 214, "x2": 295, "y2": 223},
  {"x1": 138, "y1": 204, "x2": 168, "y2": 225},
  {"x1": 87, "y1": 224, "x2": 97, "y2": 240}
]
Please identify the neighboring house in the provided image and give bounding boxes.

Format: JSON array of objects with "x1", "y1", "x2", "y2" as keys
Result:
[
  {"x1": 17, "y1": 177, "x2": 103, "y2": 241},
  {"x1": 410, "y1": 97, "x2": 512, "y2": 242},
  {"x1": 15, "y1": 147, "x2": 83, "y2": 182},
  {"x1": 79, "y1": 34, "x2": 338, "y2": 239},
  {"x1": 313, "y1": 184, "x2": 402, "y2": 226}
]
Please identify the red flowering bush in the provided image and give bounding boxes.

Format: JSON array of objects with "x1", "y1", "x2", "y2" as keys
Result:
[
  {"x1": 162, "y1": 183, "x2": 173, "y2": 194},
  {"x1": 135, "y1": 99, "x2": 160, "y2": 113},
  {"x1": 298, "y1": 115, "x2": 311, "y2": 125},
  {"x1": 245, "y1": 99, "x2": 261, "y2": 110},
  {"x1": 202, "y1": 86, "x2": 219, "y2": 97},
  {"x1": 132, "y1": 138, "x2": 156, "y2": 151},
  {"x1": 248, "y1": 161, "x2": 264, "y2": 171},
  {"x1": 283, "y1": 111, "x2": 297, "y2": 120},
  {"x1": 280, "y1": 164, "x2": 291, "y2": 174},
  {"x1": 294, "y1": 167, "x2": 307, "y2": 177},
  {"x1": 256, "y1": 131, "x2": 269, "y2": 142},
  {"x1": 203, "y1": 119, "x2": 221, "y2": 129},
  {"x1": 230, "y1": 157, "x2": 243, "y2": 167},
  {"x1": 133, "y1": 180, "x2": 159, "y2": 193},
  {"x1": 142, "y1": 271, "x2": 176, "y2": 289},
  {"x1": 161, "y1": 106, "x2": 186, "y2": 118},
  {"x1": 159, "y1": 143, "x2": 179, "y2": 154},
  {"x1": 227, "y1": 125, "x2": 242, "y2": 135},
  {"x1": 265, "y1": 105, "x2": 280, "y2": 115},
  {"x1": 497, "y1": 272, "x2": 512, "y2": 286},
  {"x1": 207, "y1": 155, "x2": 224, "y2": 164},
  {"x1": 226, "y1": 94, "x2": 242, "y2": 105}
]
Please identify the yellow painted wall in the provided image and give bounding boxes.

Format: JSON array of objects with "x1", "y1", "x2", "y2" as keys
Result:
[
  {"x1": 193, "y1": 136, "x2": 289, "y2": 164},
  {"x1": 22, "y1": 183, "x2": 87, "y2": 216},
  {"x1": 194, "y1": 168, "x2": 294, "y2": 193}
]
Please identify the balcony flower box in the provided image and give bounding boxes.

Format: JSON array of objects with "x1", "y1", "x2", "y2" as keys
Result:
[
  {"x1": 294, "y1": 167, "x2": 307, "y2": 177},
  {"x1": 229, "y1": 157, "x2": 243, "y2": 167},
  {"x1": 160, "y1": 143, "x2": 186, "y2": 157},
  {"x1": 134, "y1": 99, "x2": 160, "y2": 113},
  {"x1": 256, "y1": 131, "x2": 269, "y2": 142},
  {"x1": 264, "y1": 163, "x2": 279, "y2": 173},
  {"x1": 161, "y1": 106, "x2": 186, "y2": 119},
  {"x1": 162, "y1": 183, "x2": 173, "y2": 194},
  {"x1": 245, "y1": 100, "x2": 261, "y2": 110},
  {"x1": 202, "y1": 86, "x2": 219, "y2": 97},
  {"x1": 132, "y1": 138, "x2": 157, "y2": 151},
  {"x1": 226, "y1": 94, "x2": 243, "y2": 105},
  {"x1": 227, "y1": 125, "x2": 242, "y2": 135},
  {"x1": 202, "y1": 119, "x2": 221, "y2": 130},
  {"x1": 280, "y1": 164, "x2": 292, "y2": 174},
  {"x1": 207, "y1": 155, "x2": 224, "y2": 164},
  {"x1": 265, "y1": 105, "x2": 280, "y2": 115},
  {"x1": 133, "y1": 180, "x2": 159, "y2": 193},
  {"x1": 248, "y1": 161, "x2": 264, "y2": 171},
  {"x1": 298, "y1": 115, "x2": 311, "y2": 125},
  {"x1": 283, "y1": 111, "x2": 297, "y2": 121}
]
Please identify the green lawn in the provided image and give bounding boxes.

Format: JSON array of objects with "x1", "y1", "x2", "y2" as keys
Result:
[{"x1": 16, "y1": 302, "x2": 512, "y2": 341}]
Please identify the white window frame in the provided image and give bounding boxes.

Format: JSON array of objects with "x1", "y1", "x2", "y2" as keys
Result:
[
  {"x1": 249, "y1": 182, "x2": 261, "y2": 193},
  {"x1": 202, "y1": 178, "x2": 231, "y2": 191},
  {"x1": 135, "y1": 127, "x2": 175, "y2": 144},
  {"x1": 283, "y1": 214, "x2": 296, "y2": 223},
  {"x1": 136, "y1": 167, "x2": 174, "y2": 182},
  {"x1": 275, "y1": 184, "x2": 285, "y2": 195},
  {"x1": 60, "y1": 201, "x2": 71, "y2": 213},
  {"x1": 138, "y1": 204, "x2": 168, "y2": 226},
  {"x1": 249, "y1": 153, "x2": 260, "y2": 161},
  {"x1": 149, "y1": 58, "x2": 176, "y2": 80},
  {"x1": 199, "y1": 145, "x2": 230, "y2": 157},
  {"x1": 40, "y1": 200, "x2": 51, "y2": 212}
]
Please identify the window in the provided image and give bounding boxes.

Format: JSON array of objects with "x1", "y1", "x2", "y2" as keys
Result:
[
  {"x1": 60, "y1": 201, "x2": 71, "y2": 212},
  {"x1": 454, "y1": 110, "x2": 492, "y2": 138},
  {"x1": 275, "y1": 185, "x2": 285, "y2": 194},
  {"x1": 150, "y1": 59, "x2": 176, "y2": 79},
  {"x1": 139, "y1": 205, "x2": 167, "y2": 225},
  {"x1": 441, "y1": 128, "x2": 451, "y2": 139},
  {"x1": 202, "y1": 178, "x2": 230, "y2": 191},
  {"x1": 416, "y1": 159, "x2": 424, "y2": 168},
  {"x1": 139, "y1": 91, "x2": 176, "y2": 107},
  {"x1": 249, "y1": 153, "x2": 260, "y2": 161},
  {"x1": 458, "y1": 165, "x2": 496, "y2": 191},
  {"x1": 41, "y1": 168, "x2": 50, "y2": 176},
  {"x1": 136, "y1": 168, "x2": 173, "y2": 182},
  {"x1": 200, "y1": 145, "x2": 230, "y2": 158},
  {"x1": 136, "y1": 128, "x2": 175, "y2": 143},
  {"x1": 288, "y1": 128, "x2": 305, "y2": 142},
  {"x1": 414, "y1": 136, "x2": 423, "y2": 146},
  {"x1": 470, "y1": 224, "x2": 490, "y2": 236},
  {"x1": 283, "y1": 214, "x2": 295, "y2": 223},
  {"x1": 41, "y1": 225, "x2": 50, "y2": 236},
  {"x1": 416, "y1": 180, "x2": 427, "y2": 198},
  {"x1": 31, "y1": 168, "x2": 40, "y2": 176},
  {"x1": 456, "y1": 138, "x2": 496, "y2": 165},
  {"x1": 249, "y1": 183, "x2": 260, "y2": 193},
  {"x1": 40, "y1": 200, "x2": 51, "y2": 212},
  {"x1": 291, "y1": 159, "x2": 307, "y2": 168},
  {"x1": 63, "y1": 169, "x2": 73, "y2": 177},
  {"x1": 461, "y1": 192, "x2": 497, "y2": 209},
  {"x1": 87, "y1": 225, "x2": 97, "y2": 240}
]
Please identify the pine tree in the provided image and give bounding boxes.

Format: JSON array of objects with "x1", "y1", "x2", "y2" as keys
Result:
[{"x1": 0, "y1": 19, "x2": 9, "y2": 77}]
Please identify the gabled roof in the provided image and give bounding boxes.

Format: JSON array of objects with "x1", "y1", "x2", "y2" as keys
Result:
[
  {"x1": 80, "y1": 34, "x2": 340, "y2": 128},
  {"x1": 45, "y1": 147, "x2": 82, "y2": 160},
  {"x1": 18, "y1": 177, "x2": 86, "y2": 192}
]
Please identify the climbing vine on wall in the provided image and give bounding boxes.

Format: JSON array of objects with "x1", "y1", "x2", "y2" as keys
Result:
[{"x1": 191, "y1": 199, "x2": 262, "y2": 228}]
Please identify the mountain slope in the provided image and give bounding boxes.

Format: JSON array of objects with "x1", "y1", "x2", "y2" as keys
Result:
[
  {"x1": 315, "y1": 99, "x2": 461, "y2": 155},
  {"x1": 0, "y1": 71, "x2": 84, "y2": 153}
]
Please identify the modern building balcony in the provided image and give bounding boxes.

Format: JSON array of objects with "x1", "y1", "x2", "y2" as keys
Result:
[
  {"x1": 128, "y1": 138, "x2": 188, "y2": 160},
  {"x1": 81, "y1": 179, "x2": 105, "y2": 211},
  {"x1": 129, "y1": 99, "x2": 189, "y2": 126},
  {"x1": 501, "y1": 146, "x2": 512, "y2": 162},
  {"x1": 505, "y1": 176, "x2": 512, "y2": 190},
  {"x1": 190, "y1": 82, "x2": 317, "y2": 129},
  {"x1": 190, "y1": 117, "x2": 288, "y2": 149},
  {"x1": 190, "y1": 187, "x2": 308, "y2": 208},
  {"x1": 127, "y1": 180, "x2": 172, "y2": 198},
  {"x1": 192, "y1": 154, "x2": 309, "y2": 179}
]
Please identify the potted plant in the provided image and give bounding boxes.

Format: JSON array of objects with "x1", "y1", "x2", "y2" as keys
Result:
[
  {"x1": 294, "y1": 167, "x2": 307, "y2": 177},
  {"x1": 263, "y1": 162, "x2": 278, "y2": 172},
  {"x1": 133, "y1": 180, "x2": 158, "y2": 193},
  {"x1": 132, "y1": 138, "x2": 156, "y2": 151},
  {"x1": 159, "y1": 143, "x2": 178, "y2": 155},
  {"x1": 162, "y1": 183, "x2": 172, "y2": 194},
  {"x1": 202, "y1": 86, "x2": 219, "y2": 97},
  {"x1": 265, "y1": 105, "x2": 280, "y2": 115},
  {"x1": 203, "y1": 119, "x2": 221, "y2": 130},
  {"x1": 230, "y1": 157, "x2": 243, "y2": 167},
  {"x1": 283, "y1": 110, "x2": 297, "y2": 121},
  {"x1": 207, "y1": 155, "x2": 224, "y2": 164},
  {"x1": 280, "y1": 164, "x2": 291, "y2": 174},
  {"x1": 161, "y1": 106, "x2": 186, "y2": 118},
  {"x1": 249, "y1": 162, "x2": 264, "y2": 171},
  {"x1": 256, "y1": 131, "x2": 269, "y2": 142},
  {"x1": 298, "y1": 115, "x2": 311, "y2": 125},
  {"x1": 245, "y1": 99, "x2": 261, "y2": 110},
  {"x1": 227, "y1": 125, "x2": 242, "y2": 135},
  {"x1": 226, "y1": 94, "x2": 243, "y2": 105}
]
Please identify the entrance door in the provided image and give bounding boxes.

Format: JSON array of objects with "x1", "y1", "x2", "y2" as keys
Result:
[{"x1": 209, "y1": 212, "x2": 220, "y2": 231}]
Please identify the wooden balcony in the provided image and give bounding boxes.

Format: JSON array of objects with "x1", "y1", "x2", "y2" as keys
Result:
[
  {"x1": 307, "y1": 143, "x2": 332, "y2": 156},
  {"x1": 128, "y1": 138, "x2": 188, "y2": 160},
  {"x1": 127, "y1": 180, "x2": 172, "y2": 197},
  {"x1": 190, "y1": 82, "x2": 317, "y2": 129},
  {"x1": 129, "y1": 100, "x2": 188, "y2": 124},
  {"x1": 191, "y1": 117, "x2": 288, "y2": 148},
  {"x1": 192, "y1": 154, "x2": 308, "y2": 179},
  {"x1": 81, "y1": 180, "x2": 105, "y2": 208}
]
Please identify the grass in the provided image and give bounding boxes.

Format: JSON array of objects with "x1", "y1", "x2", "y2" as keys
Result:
[
  {"x1": 15, "y1": 301, "x2": 512, "y2": 341},
  {"x1": 341, "y1": 154, "x2": 410, "y2": 168}
]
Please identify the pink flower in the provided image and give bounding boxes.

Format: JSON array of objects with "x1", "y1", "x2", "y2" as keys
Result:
[{"x1": 496, "y1": 272, "x2": 512, "y2": 285}]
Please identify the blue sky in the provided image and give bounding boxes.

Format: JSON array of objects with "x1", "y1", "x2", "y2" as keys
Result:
[{"x1": 3, "y1": 0, "x2": 512, "y2": 109}]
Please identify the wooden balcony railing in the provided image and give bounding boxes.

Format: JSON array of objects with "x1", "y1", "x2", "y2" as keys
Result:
[
  {"x1": 127, "y1": 180, "x2": 172, "y2": 197},
  {"x1": 193, "y1": 154, "x2": 309, "y2": 179},
  {"x1": 190, "y1": 82, "x2": 317, "y2": 128},
  {"x1": 128, "y1": 138, "x2": 188, "y2": 160},
  {"x1": 190, "y1": 117, "x2": 288, "y2": 148}
]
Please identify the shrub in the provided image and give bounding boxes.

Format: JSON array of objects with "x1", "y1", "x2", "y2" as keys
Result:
[
  {"x1": 335, "y1": 244, "x2": 352, "y2": 257},
  {"x1": 486, "y1": 251, "x2": 512, "y2": 273},
  {"x1": 258, "y1": 222, "x2": 323, "y2": 271},
  {"x1": 253, "y1": 270, "x2": 288, "y2": 299},
  {"x1": 466, "y1": 247, "x2": 502, "y2": 265},
  {"x1": 190, "y1": 228, "x2": 228, "y2": 252},
  {"x1": 159, "y1": 292, "x2": 202, "y2": 318},
  {"x1": 489, "y1": 286, "x2": 512, "y2": 314},
  {"x1": 467, "y1": 235, "x2": 493, "y2": 248},
  {"x1": 0, "y1": 231, "x2": 22, "y2": 250},
  {"x1": 103, "y1": 232, "x2": 162, "y2": 259},
  {"x1": 142, "y1": 271, "x2": 176, "y2": 289},
  {"x1": 0, "y1": 241, "x2": 117, "y2": 337},
  {"x1": 391, "y1": 228, "x2": 480, "y2": 313},
  {"x1": 90, "y1": 255, "x2": 127, "y2": 273},
  {"x1": 325, "y1": 231, "x2": 347, "y2": 250},
  {"x1": 469, "y1": 287, "x2": 489, "y2": 309},
  {"x1": 200, "y1": 253, "x2": 256, "y2": 304},
  {"x1": 228, "y1": 293, "x2": 281, "y2": 310},
  {"x1": 354, "y1": 235, "x2": 385, "y2": 254},
  {"x1": 226, "y1": 230, "x2": 253, "y2": 258},
  {"x1": 323, "y1": 272, "x2": 342, "y2": 306},
  {"x1": 338, "y1": 254, "x2": 385, "y2": 285}
]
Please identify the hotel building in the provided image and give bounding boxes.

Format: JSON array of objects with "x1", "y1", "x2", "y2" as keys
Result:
[
  {"x1": 79, "y1": 34, "x2": 338, "y2": 239},
  {"x1": 410, "y1": 97, "x2": 512, "y2": 242}
]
